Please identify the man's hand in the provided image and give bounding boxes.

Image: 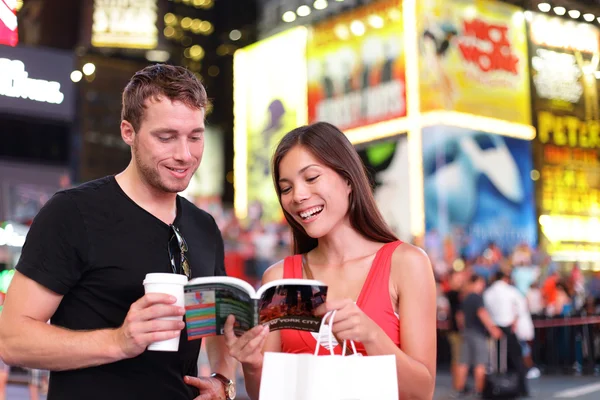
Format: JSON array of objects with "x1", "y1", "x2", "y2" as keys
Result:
[
  {"x1": 184, "y1": 376, "x2": 226, "y2": 400},
  {"x1": 113, "y1": 293, "x2": 185, "y2": 359},
  {"x1": 490, "y1": 326, "x2": 503, "y2": 340}
]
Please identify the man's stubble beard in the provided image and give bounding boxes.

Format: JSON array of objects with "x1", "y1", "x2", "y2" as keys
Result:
[{"x1": 133, "y1": 145, "x2": 191, "y2": 194}]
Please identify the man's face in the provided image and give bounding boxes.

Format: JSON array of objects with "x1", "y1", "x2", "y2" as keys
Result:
[{"x1": 130, "y1": 96, "x2": 205, "y2": 194}]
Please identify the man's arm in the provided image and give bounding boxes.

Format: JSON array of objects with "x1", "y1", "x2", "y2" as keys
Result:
[
  {"x1": 0, "y1": 272, "x2": 185, "y2": 370},
  {"x1": 455, "y1": 310, "x2": 465, "y2": 331},
  {"x1": 476, "y1": 307, "x2": 502, "y2": 339}
]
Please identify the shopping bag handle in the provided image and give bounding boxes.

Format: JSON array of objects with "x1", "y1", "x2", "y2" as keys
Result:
[
  {"x1": 341, "y1": 339, "x2": 359, "y2": 356},
  {"x1": 314, "y1": 310, "x2": 337, "y2": 356},
  {"x1": 314, "y1": 310, "x2": 359, "y2": 357}
]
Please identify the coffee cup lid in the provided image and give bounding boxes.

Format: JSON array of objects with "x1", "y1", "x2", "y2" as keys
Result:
[{"x1": 143, "y1": 273, "x2": 189, "y2": 285}]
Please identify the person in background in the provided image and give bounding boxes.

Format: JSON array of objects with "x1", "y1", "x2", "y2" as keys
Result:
[
  {"x1": 455, "y1": 274, "x2": 503, "y2": 397},
  {"x1": 445, "y1": 270, "x2": 465, "y2": 392},
  {"x1": 484, "y1": 271, "x2": 530, "y2": 397},
  {"x1": 526, "y1": 282, "x2": 545, "y2": 318},
  {"x1": 515, "y1": 286, "x2": 540, "y2": 379}
]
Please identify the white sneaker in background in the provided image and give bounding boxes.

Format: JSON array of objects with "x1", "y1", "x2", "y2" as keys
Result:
[{"x1": 526, "y1": 367, "x2": 541, "y2": 379}]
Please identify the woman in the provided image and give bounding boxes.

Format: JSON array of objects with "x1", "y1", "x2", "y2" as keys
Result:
[{"x1": 224, "y1": 122, "x2": 437, "y2": 399}]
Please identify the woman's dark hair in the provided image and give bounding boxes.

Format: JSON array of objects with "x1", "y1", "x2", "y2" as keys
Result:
[{"x1": 272, "y1": 122, "x2": 398, "y2": 254}]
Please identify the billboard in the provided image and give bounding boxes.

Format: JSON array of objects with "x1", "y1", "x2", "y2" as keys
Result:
[
  {"x1": 187, "y1": 127, "x2": 224, "y2": 198},
  {"x1": 0, "y1": 45, "x2": 74, "y2": 122},
  {"x1": 356, "y1": 135, "x2": 411, "y2": 242},
  {"x1": 418, "y1": 0, "x2": 531, "y2": 124},
  {"x1": 234, "y1": 27, "x2": 308, "y2": 222},
  {"x1": 307, "y1": 0, "x2": 406, "y2": 131},
  {"x1": 529, "y1": 13, "x2": 600, "y2": 258},
  {"x1": 0, "y1": 0, "x2": 18, "y2": 46},
  {"x1": 90, "y1": 0, "x2": 159, "y2": 49},
  {"x1": 422, "y1": 126, "x2": 537, "y2": 257}
]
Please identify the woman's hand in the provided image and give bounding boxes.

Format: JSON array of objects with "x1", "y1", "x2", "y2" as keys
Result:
[
  {"x1": 314, "y1": 299, "x2": 383, "y2": 346},
  {"x1": 223, "y1": 315, "x2": 269, "y2": 371}
]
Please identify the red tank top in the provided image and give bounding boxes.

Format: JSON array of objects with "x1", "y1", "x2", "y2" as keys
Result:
[{"x1": 280, "y1": 241, "x2": 402, "y2": 356}]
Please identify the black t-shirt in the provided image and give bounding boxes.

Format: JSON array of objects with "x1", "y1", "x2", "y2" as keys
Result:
[
  {"x1": 16, "y1": 176, "x2": 226, "y2": 400},
  {"x1": 446, "y1": 289, "x2": 460, "y2": 332},
  {"x1": 460, "y1": 293, "x2": 487, "y2": 336}
]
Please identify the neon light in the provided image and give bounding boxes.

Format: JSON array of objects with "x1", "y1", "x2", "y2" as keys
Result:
[{"x1": 0, "y1": 58, "x2": 64, "y2": 104}]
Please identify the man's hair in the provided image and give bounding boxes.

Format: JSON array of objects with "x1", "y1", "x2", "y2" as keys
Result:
[
  {"x1": 121, "y1": 64, "x2": 208, "y2": 132},
  {"x1": 494, "y1": 271, "x2": 508, "y2": 282},
  {"x1": 469, "y1": 274, "x2": 484, "y2": 284}
]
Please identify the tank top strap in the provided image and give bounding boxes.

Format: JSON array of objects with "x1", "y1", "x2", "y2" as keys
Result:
[
  {"x1": 378, "y1": 240, "x2": 403, "y2": 266},
  {"x1": 357, "y1": 241, "x2": 403, "y2": 305},
  {"x1": 283, "y1": 255, "x2": 303, "y2": 279}
]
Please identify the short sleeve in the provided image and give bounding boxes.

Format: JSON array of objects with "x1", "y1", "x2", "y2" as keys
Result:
[
  {"x1": 16, "y1": 192, "x2": 89, "y2": 295},
  {"x1": 212, "y1": 218, "x2": 226, "y2": 277},
  {"x1": 475, "y1": 294, "x2": 485, "y2": 311}
]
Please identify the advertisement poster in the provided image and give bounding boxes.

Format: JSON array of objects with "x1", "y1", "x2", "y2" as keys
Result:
[
  {"x1": 529, "y1": 13, "x2": 600, "y2": 257},
  {"x1": 307, "y1": 0, "x2": 406, "y2": 131},
  {"x1": 422, "y1": 126, "x2": 536, "y2": 257},
  {"x1": 356, "y1": 136, "x2": 411, "y2": 242},
  {"x1": 0, "y1": 0, "x2": 18, "y2": 47},
  {"x1": 90, "y1": 0, "x2": 159, "y2": 49},
  {"x1": 418, "y1": 0, "x2": 531, "y2": 124},
  {"x1": 234, "y1": 27, "x2": 307, "y2": 222},
  {"x1": 187, "y1": 127, "x2": 224, "y2": 199}
]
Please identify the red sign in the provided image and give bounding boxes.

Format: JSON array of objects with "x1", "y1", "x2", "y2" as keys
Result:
[
  {"x1": 458, "y1": 19, "x2": 519, "y2": 74},
  {"x1": 0, "y1": 0, "x2": 18, "y2": 47}
]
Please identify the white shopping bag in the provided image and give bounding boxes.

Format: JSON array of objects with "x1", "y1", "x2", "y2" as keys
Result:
[{"x1": 259, "y1": 311, "x2": 398, "y2": 400}]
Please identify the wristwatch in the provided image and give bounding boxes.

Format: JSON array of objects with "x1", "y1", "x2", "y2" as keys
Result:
[{"x1": 211, "y1": 372, "x2": 236, "y2": 400}]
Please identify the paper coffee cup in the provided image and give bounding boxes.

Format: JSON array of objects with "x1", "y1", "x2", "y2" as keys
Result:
[{"x1": 143, "y1": 273, "x2": 188, "y2": 352}]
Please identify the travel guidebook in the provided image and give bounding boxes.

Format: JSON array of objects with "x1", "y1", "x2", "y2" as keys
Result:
[{"x1": 184, "y1": 277, "x2": 328, "y2": 340}]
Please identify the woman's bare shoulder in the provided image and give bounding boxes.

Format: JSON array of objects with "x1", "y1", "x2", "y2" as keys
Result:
[
  {"x1": 261, "y1": 259, "x2": 286, "y2": 284},
  {"x1": 390, "y1": 242, "x2": 434, "y2": 281}
]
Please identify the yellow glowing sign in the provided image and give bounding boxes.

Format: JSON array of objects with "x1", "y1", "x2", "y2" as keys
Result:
[
  {"x1": 233, "y1": 27, "x2": 308, "y2": 221},
  {"x1": 307, "y1": 0, "x2": 406, "y2": 131},
  {"x1": 539, "y1": 215, "x2": 600, "y2": 259},
  {"x1": 92, "y1": 0, "x2": 159, "y2": 49},
  {"x1": 417, "y1": 0, "x2": 531, "y2": 125},
  {"x1": 530, "y1": 13, "x2": 599, "y2": 54}
]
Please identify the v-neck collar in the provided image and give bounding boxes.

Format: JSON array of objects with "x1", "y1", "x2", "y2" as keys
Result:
[
  {"x1": 110, "y1": 175, "x2": 182, "y2": 228},
  {"x1": 298, "y1": 243, "x2": 389, "y2": 354}
]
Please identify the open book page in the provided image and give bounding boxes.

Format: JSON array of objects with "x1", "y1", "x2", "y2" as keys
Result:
[
  {"x1": 257, "y1": 280, "x2": 328, "y2": 333},
  {"x1": 184, "y1": 279, "x2": 256, "y2": 339}
]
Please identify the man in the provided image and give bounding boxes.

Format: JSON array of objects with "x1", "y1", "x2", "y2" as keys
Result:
[
  {"x1": 484, "y1": 271, "x2": 530, "y2": 397},
  {"x1": 444, "y1": 270, "x2": 464, "y2": 392},
  {"x1": 0, "y1": 65, "x2": 236, "y2": 399},
  {"x1": 455, "y1": 274, "x2": 502, "y2": 397}
]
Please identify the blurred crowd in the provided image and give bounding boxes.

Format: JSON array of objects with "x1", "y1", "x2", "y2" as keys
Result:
[{"x1": 429, "y1": 233, "x2": 600, "y2": 391}]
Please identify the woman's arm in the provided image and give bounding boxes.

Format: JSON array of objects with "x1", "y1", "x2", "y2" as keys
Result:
[{"x1": 362, "y1": 244, "x2": 437, "y2": 400}]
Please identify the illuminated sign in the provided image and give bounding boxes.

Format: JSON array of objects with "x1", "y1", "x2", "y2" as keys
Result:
[
  {"x1": 0, "y1": 58, "x2": 64, "y2": 104},
  {"x1": 92, "y1": 0, "x2": 158, "y2": 49},
  {"x1": 0, "y1": 45, "x2": 74, "y2": 121},
  {"x1": 418, "y1": 0, "x2": 531, "y2": 125},
  {"x1": 530, "y1": 13, "x2": 599, "y2": 54},
  {"x1": 0, "y1": 269, "x2": 15, "y2": 294},
  {"x1": 307, "y1": 0, "x2": 406, "y2": 131},
  {"x1": 458, "y1": 18, "x2": 520, "y2": 75},
  {"x1": 0, "y1": 0, "x2": 18, "y2": 47},
  {"x1": 0, "y1": 223, "x2": 25, "y2": 248},
  {"x1": 234, "y1": 27, "x2": 308, "y2": 221},
  {"x1": 529, "y1": 12, "x2": 600, "y2": 259}
]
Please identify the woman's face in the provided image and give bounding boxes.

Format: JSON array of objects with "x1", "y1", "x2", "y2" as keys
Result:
[{"x1": 277, "y1": 146, "x2": 351, "y2": 239}]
